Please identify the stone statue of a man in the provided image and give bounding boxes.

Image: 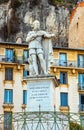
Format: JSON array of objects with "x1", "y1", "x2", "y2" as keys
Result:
[{"x1": 26, "y1": 20, "x2": 55, "y2": 75}]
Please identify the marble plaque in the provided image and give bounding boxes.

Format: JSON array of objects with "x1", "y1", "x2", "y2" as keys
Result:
[{"x1": 27, "y1": 81, "x2": 54, "y2": 111}]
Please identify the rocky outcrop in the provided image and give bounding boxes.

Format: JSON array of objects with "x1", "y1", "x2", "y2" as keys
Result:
[
  {"x1": 0, "y1": 4, "x2": 7, "y2": 41},
  {"x1": 0, "y1": 0, "x2": 70, "y2": 47},
  {"x1": 0, "y1": 0, "x2": 19, "y2": 41}
]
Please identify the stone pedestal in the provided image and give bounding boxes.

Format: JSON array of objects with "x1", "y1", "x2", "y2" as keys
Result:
[{"x1": 24, "y1": 75, "x2": 59, "y2": 112}]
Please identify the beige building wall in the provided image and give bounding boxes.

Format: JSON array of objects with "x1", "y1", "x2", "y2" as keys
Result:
[
  {"x1": 69, "y1": 2, "x2": 84, "y2": 48},
  {"x1": 51, "y1": 48, "x2": 84, "y2": 113},
  {"x1": 0, "y1": 43, "x2": 84, "y2": 114},
  {"x1": 0, "y1": 43, "x2": 28, "y2": 114},
  {"x1": 54, "y1": 70, "x2": 79, "y2": 113}
]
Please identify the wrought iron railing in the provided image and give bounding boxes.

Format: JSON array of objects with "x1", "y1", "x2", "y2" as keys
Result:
[
  {"x1": 78, "y1": 62, "x2": 84, "y2": 68},
  {"x1": 53, "y1": 59, "x2": 76, "y2": 67},
  {"x1": 0, "y1": 55, "x2": 28, "y2": 64},
  {"x1": 78, "y1": 83, "x2": 84, "y2": 90},
  {"x1": 0, "y1": 108, "x2": 84, "y2": 130},
  {"x1": 53, "y1": 59, "x2": 84, "y2": 68},
  {"x1": 79, "y1": 104, "x2": 84, "y2": 111}
]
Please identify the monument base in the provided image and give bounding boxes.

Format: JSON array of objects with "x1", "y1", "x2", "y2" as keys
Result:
[{"x1": 23, "y1": 75, "x2": 59, "y2": 112}]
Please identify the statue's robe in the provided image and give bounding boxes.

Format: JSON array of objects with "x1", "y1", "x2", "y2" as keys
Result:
[{"x1": 42, "y1": 38, "x2": 54, "y2": 73}]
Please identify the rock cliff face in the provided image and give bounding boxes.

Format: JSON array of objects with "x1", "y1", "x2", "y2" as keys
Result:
[{"x1": 0, "y1": 0, "x2": 70, "y2": 47}]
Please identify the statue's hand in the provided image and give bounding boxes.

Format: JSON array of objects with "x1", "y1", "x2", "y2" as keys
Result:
[
  {"x1": 51, "y1": 34, "x2": 55, "y2": 38},
  {"x1": 33, "y1": 34, "x2": 39, "y2": 38}
]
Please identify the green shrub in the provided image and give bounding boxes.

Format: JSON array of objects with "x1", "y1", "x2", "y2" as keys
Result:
[
  {"x1": 0, "y1": 0, "x2": 22, "y2": 7},
  {"x1": 70, "y1": 121, "x2": 83, "y2": 130},
  {"x1": 0, "y1": 0, "x2": 9, "y2": 4},
  {"x1": 49, "y1": 0, "x2": 75, "y2": 5},
  {"x1": 12, "y1": 0, "x2": 22, "y2": 9}
]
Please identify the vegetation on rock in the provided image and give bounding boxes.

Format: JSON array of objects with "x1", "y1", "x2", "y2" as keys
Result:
[
  {"x1": 0, "y1": 0, "x2": 9, "y2": 3},
  {"x1": 0, "y1": 0, "x2": 22, "y2": 8},
  {"x1": 48, "y1": 0, "x2": 76, "y2": 6}
]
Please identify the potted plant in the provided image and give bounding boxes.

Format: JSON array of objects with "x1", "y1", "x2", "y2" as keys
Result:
[{"x1": 13, "y1": 50, "x2": 17, "y2": 63}]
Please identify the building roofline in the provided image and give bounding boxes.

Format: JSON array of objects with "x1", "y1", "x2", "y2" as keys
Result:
[
  {"x1": 0, "y1": 41, "x2": 84, "y2": 51},
  {"x1": 53, "y1": 46, "x2": 84, "y2": 51},
  {"x1": 0, "y1": 41, "x2": 28, "y2": 46}
]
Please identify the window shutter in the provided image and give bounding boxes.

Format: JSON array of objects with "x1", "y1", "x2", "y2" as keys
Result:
[{"x1": 60, "y1": 93, "x2": 68, "y2": 106}]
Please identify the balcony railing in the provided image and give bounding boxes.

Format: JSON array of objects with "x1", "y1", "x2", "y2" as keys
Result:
[
  {"x1": 79, "y1": 104, "x2": 84, "y2": 111},
  {"x1": 78, "y1": 83, "x2": 84, "y2": 90},
  {"x1": 53, "y1": 59, "x2": 84, "y2": 68},
  {"x1": 78, "y1": 62, "x2": 84, "y2": 68},
  {"x1": 0, "y1": 55, "x2": 28, "y2": 64}
]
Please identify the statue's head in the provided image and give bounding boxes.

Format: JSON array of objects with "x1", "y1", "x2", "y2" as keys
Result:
[{"x1": 33, "y1": 20, "x2": 40, "y2": 30}]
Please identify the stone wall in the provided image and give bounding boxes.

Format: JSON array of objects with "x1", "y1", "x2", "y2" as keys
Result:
[{"x1": 69, "y1": 1, "x2": 84, "y2": 48}]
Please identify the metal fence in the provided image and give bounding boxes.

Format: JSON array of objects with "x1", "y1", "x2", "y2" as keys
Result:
[
  {"x1": 0, "y1": 108, "x2": 84, "y2": 130},
  {"x1": 0, "y1": 55, "x2": 28, "y2": 64},
  {"x1": 53, "y1": 59, "x2": 84, "y2": 68}
]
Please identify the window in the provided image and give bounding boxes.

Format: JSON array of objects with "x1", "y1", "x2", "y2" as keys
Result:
[
  {"x1": 78, "y1": 55, "x2": 84, "y2": 68},
  {"x1": 60, "y1": 72, "x2": 67, "y2": 84},
  {"x1": 78, "y1": 73, "x2": 84, "y2": 89},
  {"x1": 79, "y1": 94, "x2": 84, "y2": 111},
  {"x1": 5, "y1": 68, "x2": 13, "y2": 80},
  {"x1": 5, "y1": 49, "x2": 13, "y2": 62},
  {"x1": 59, "y1": 53, "x2": 67, "y2": 66},
  {"x1": 4, "y1": 112, "x2": 12, "y2": 130},
  {"x1": 23, "y1": 69, "x2": 29, "y2": 77},
  {"x1": 23, "y1": 50, "x2": 29, "y2": 63},
  {"x1": 23, "y1": 90, "x2": 27, "y2": 104},
  {"x1": 60, "y1": 93, "x2": 68, "y2": 106},
  {"x1": 4, "y1": 89, "x2": 13, "y2": 104},
  {"x1": 80, "y1": 95, "x2": 84, "y2": 104}
]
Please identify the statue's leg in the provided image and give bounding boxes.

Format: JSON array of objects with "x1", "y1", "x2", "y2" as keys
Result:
[
  {"x1": 31, "y1": 54, "x2": 38, "y2": 75},
  {"x1": 38, "y1": 53, "x2": 47, "y2": 75}
]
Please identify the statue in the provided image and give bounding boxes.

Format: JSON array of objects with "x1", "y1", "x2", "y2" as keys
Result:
[
  {"x1": 28, "y1": 57, "x2": 36, "y2": 75},
  {"x1": 26, "y1": 20, "x2": 55, "y2": 75},
  {"x1": 16, "y1": 32, "x2": 23, "y2": 44}
]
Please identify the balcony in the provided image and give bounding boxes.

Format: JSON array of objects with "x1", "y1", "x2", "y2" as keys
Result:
[
  {"x1": 78, "y1": 83, "x2": 84, "y2": 91},
  {"x1": 3, "y1": 103, "x2": 14, "y2": 111},
  {"x1": 22, "y1": 104, "x2": 27, "y2": 109},
  {"x1": 79, "y1": 104, "x2": 84, "y2": 112},
  {"x1": 0, "y1": 55, "x2": 28, "y2": 64},
  {"x1": 59, "y1": 106, "x2": 69, "y2": 112},
  {"x1": 52, "y1": 59, "x2": 84, "y2": 68}
]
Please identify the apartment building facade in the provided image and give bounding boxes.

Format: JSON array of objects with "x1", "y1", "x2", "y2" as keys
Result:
[
  {"x1": 0, "y1": 42, "x2": 84, "y2": 114},
  {"x1": 0, "y1": 42, "x2": 29, "y2": 118},
  {"x1": 50, "y1": 47, "x2": 84, "y2": 113},
  {"x1": 0, "y1": 43, "x2": 84, "y2": 129}
]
